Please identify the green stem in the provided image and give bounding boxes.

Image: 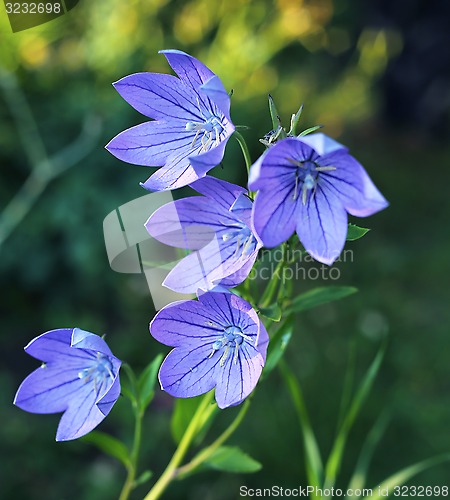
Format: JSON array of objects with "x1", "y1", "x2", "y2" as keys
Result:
[
  {"x1": 144, "y1": 392, "x2": 215, "y2": 500},
  {"x1": 233, "y1": 130, "x2": 252, "y2": 174},
  {"x1": 119, "y1": 408, "x2": 143, "y2": 500},
  {"x1": 259, "y1": 244, "x2": 286, "y2": 308},
  {"x1": 175, "y1": 399, "x2": 251, "y2": 480}
]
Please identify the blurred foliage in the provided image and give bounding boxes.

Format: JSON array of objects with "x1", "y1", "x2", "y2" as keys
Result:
[{"x1": 1, "y1": 0, "x2": 449, "y2": 498}]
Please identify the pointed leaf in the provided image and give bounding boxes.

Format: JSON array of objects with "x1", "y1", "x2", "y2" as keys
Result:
[
  {"x1": 138, "y1": 354, "x2": 163, "y2": 412},
  {"x1": 259, "y1": 303, "x2": 282, "y2": 322},
  {"x1": 324, "y1": 346, "x2": 385, "y2": 490},
  {"x1": 371, "y1": 454, "x2": 450, "y2": 499},
  {"x1": 347, "y1": 224, "x2": 370, "y2": 241},
  {"x1": 204, "y1": 446, "x2": 262, "y2": 473},
  {"x1": 287, "y1": 286, "x2": 358, "y2": 314},
  {"x1": 268, "y1": 94, "x2": 281, "y2": 131},
  {"x1": 171, "y1": 395, "x2": 217, "y2": 445},
  {"x1": 264, "y1": 317, "x2": 294, "y2": 375},
  {"x1": 81, "y1": 431, "x2": 131, "y2": 469},
  {"x1": 298, "y1": 125, "x2": 323, "y2": 137},
  {"x1": 133, "y1": 470, "x2": 153, "y2": 488}
]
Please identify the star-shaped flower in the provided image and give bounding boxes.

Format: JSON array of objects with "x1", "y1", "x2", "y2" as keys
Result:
[
  {"x1": 150, "y1": 292, "x2": 269, "y2": 408},
  {"x1": 248, "y1": 133, "x2": 389, "y2": 265},
  {"x1": 145, "y1": 176, "x2": 262, "y2": 294},
  {"x1": 14, "y1": 328, "x2": 121, "y2": 441},
  {"x1": 106, "y1": 50, "x2": 235, "y2": 192}
]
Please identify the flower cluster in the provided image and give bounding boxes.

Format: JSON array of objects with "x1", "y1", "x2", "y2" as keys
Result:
[{"x1": 15, "y1": 50, "x2": 388, "y2": 439}]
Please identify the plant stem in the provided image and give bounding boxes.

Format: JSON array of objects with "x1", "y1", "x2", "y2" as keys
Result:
[
  {"x1": 175, "y1": 399, "x2": 251, "y2": 480},
  {"x1": 233, "y1": 130, "x2": 252, "y2": 174},
  {"x1": 144, "y1": 392, "x2": 215, "y2": 500},
  {"x1": 119, "y1": 408, "x2": 143, "y2": 500},
  {"x1": 259, "y1": 244, "x2": 286, "y2": 308}
]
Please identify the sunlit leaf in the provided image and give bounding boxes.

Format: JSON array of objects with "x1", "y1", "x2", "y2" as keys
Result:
[
  {"x1": 259, "y1": 302, "x2": 282, "y2": 322},
  {"x1": 138, "y1": 354, "x2": 163, "y2": 412},
  {"x1": 81, "y1": 431, "x2": 131, "y2": 469},
  {"x1": 204, "y1": 446, "x2": 262, "y2": 473},
  {"x1": 347, "y1": 224, "x2": 370, "y2": 241},
  {"x1": 286, "y1": 286, "x2": 357, "y2": 314},
  {"x1": 264, "y1": 317, "x2": 293, "y2": 375},
  {"x1": 371, "y1": 453, "x2": 450, "y2": 499}
]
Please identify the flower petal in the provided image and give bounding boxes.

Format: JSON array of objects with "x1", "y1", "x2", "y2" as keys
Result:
[
  {"x1": 299, "y1": 132, "x2": 348, "y2": 156},
  {"x1": 251, "y1": 179, "x2": 299, "y2": 248},
  {"x1": 296, "y1": 184, "x2": 348, "y2": 265},
  {"x1": 23, "y1": 328, "x2": 78, "y2": 363},
  {"x1": 14, "y1": 365, "x2": 84, "y2": 414},
  {"x1": 190, "y1": 176, "x2": 246, "y2": 211},
  {"x1": 145, "y1": 197, "x2": 236, "y2": 250},
  {"x1": 159, "y1": 343, "x2": 220, "y2": 398},
  {"x1": 71, "y1": 328, "x2": 114, "y2": 357},
  {"x1": 318, "y1": 150, "x2": 389, "y2": 217},
  {"x1": 218, "y1": 250, "x2": 258, "y2": 289},
  {"x1": 150, "y1": 300, "x2": 224, "y2": 347},
  {"x1": 257, "y1": 320, "x2": 269, "y2": 362},
  {"x1": 55, "y1": 384, "x2": 105, "y2": 441},
  {"x1": 160, "y1": 50, "x2": 215, "y2": 92},
  {"x1": 214, "y1": 343, "x2": 264, "y2": 408},
  {"x1": 113, "y1": 73, "x2": 203, "y2": 122},
  {"x1": 105, "y1": 120, "x2": 193, "y2": 167},
  {"x1": 97, "y1": 376, "x2": 121, "y2": 417},
  {"x1": 200, "y1": 75, "x2": 231, "y2": 119}
]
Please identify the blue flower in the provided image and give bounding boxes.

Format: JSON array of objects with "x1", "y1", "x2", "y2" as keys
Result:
[
  {"x1": 248, "y1": 133, "x2": 389, "y2": 265},
  {"x1": 14, "y1": 328, "x2": 121, "y2": 441},
  {"x1": 145, "y1": 176, "x2": 262, "y2": 294},
  {"x1": 106, "y1": 50, "x2": 235, "y2": 192},
  {"x1": 150, "y1": 292, "x2": 269, "y2": 408}
]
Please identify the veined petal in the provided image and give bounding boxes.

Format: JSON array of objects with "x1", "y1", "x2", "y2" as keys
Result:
[
  {"x1": 14, "y1": 365, "x2": 85, "y2": 414},
  {"x1": 296, "y1": 184, "x2": 348, "y2": 265},
  {"x1": 299, "y1": 132, "x2": 348, "y2": 156},
  {"x1": 190, "y1": 176, "x2": 246, "y2": 211},
  {"x1": 200, "y1": 75, "x2": 231, "y2": 119},
  {"x1": 248, "y1": 138, "x2": 318, "y2": 191},
  {"x1": 188, "y1": 139, "x2": 227, "y2": 173},
  {"x1": 97, "y1": 376, "x2": 121, "y2": 417},
  {"x1": 150, "y1": 300, "x2": 224, "y2": 347},
  {"x1": 218, "y1": 250, "x2": 258, "y2": 289},
  {"x1": 163, "y1": 234, "x2": 250, "y2": 294},
  {"x1": 24, "y1": 328, "x2": 80, "y2": 363},
  {"x1": 319, "y1": 150, "x2": 389, "y2": 217},
  {"x1": 106, "y1": 121, "x2": 193, "y2": 167},
  {"x1": 252, "y1": 179, "x2": 299, "y2": 248},
  {"x1": 56, "y1": 385, "x2": 105, "y2": 441},
  {"x1": 158, "y1": 343, "x2": 220, "y2": 398},
  {"x1": 230, "y1": 192, "x2": 253, "y2": 227},
  {"x1": 113, "y1": 73, "x2": 203, "y2": 121},
  {"x1": 160, "y1": 50, "x2": 215, "y2": 92},
  {"x1": 71, "y1": 328, "x2": 114, "y2": 357},
  {"x1": 257, "y1": 320, "x2": 269, "y2": 362},
  {"x1": 215, "y1": 343, "x2": 264, "y2": 409},
  {"x1": 145, "y1": 197, "x2": 237, "y2": 250}
]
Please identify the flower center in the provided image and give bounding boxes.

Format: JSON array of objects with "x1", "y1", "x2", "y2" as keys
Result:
[
  {"x1": 78, "y1": 352, "x2": 115, "y2": 394},
  {"x1": 290, "y1": 158, "x2": 336, "y2": 204},
  {"x1": 209, "y1": 326, "x2": 252, "y2": 366},
  {"x1": 222, "y1": 225, "x2": 256, "y2": 258},
  {"x1": 185, "y1": 115, "x2": 224, "y2": 152}
]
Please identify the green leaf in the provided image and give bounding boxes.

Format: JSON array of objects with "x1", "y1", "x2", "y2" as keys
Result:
[
  {"x1": 133, "y1": 470, "x2": 153, "y2": 488},
  {"x1": 259, "y1": 302, "x2": 282, "y2": 322},
  {"x1": 287, "y1": 286, "x2": 357, "y2": 314},
  {"x1": 371, "y1": 453, "x2": 450, "y2": 499},
  {"x1": 137, "y1": 354, "x2": 163, "y2": 412},
  {"x1": 298, "y1": 124, "x2": 323, "y2": 137},
  {"x1": 264, "y1": 317, "x2": 293, "y2": 375},
  {"x1": 81, "y1": 431, "x2": 131, "y2": 469},
  {"x1": 268, "y1": 94, "x2": 281, "y2": 130},
  {"x1": 204, "y1": 446, "x2": 262, "y2": 474},
  {"x1": 346, "y1": 223, "x2": 370, "y2": 241},
  {"x1": 324, "y1": 346, "x2": 385, "y2": 490},
  {"x1": 171, "y1": 395, "x2": 216, "y2": 445},
  {"x1": 279, "y1": 360, "x2": 323, "y2": 494},
  {"x1": 288, "y1": 104, "x2": 304, "y2": 136},
  {"x1": 346, "y1": 413, "x2": 389, "y2": 498}
]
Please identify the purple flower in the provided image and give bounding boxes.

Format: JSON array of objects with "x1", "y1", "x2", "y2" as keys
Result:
[
  {"x1": 106, "y1": 50, "x2": 235, "y2": 192},
  {"x1": 14, "y1": 328, "x2": 121, "y2": 441},
  {"x1": 248, "y1": 133, "x2": 389, "y2": 265},
  {"x1": 150, "y1": 292, "x2": 269, "y2": 408},
  {"x1": 145, "y1": 176, "x2": 262, "y2": 294}
]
